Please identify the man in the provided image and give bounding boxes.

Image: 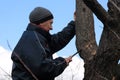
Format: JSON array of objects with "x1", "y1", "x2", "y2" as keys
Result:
[{"x1": 11, "y1": 7, "x2": 75, "y2": 80}]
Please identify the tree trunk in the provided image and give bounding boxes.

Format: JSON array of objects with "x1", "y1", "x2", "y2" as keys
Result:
[
  {"x1": 76, "y1": 0, "x2": 97, "y2": 63},
  {"x1": 76, "y1": 0, "x2": 120, "y2": 80}
]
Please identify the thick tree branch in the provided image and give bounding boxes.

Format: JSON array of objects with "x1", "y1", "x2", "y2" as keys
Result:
[
  {"x1": 81, "y1": 0, "x2": 120, "y2": 79},
  {"x1": 83, "y1": 0, "x2": 116, "y2": 27},
  {"x1": 76, "y1": 0, "x2": 97, "y2": 62}
]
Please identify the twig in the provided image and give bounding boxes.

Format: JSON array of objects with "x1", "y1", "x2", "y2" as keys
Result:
[{"x1": 0, "y1": 66, "x2": 11, "y2": 78}]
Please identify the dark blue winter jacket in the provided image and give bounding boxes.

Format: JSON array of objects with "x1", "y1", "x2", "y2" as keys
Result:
[{"x1": 11, "y1": 21, "x2": 75, "y2": 80}]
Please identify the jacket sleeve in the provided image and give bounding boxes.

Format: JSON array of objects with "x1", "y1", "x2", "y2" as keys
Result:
[
  {"x1": 11, "y1": 31, "x2": 68, "y2": 79},
  {"x1": 50, "y1": 20, "x2": 75, "y2": 53}
]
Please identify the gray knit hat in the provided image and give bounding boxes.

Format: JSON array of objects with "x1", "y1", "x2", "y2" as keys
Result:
[{"x1": 29, "y1": 7, "x2": 53, "y2": 24}]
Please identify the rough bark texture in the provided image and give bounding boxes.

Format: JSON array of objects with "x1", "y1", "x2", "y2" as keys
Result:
[
  {"x1": 76, "y1": 0, "x2": 97, "y2": 63},
  {"x1": 76, "y1": 0, "x2": 120, "y2": 80}
]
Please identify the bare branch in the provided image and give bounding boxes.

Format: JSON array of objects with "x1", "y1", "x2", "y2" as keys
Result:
[{"x1": 0, "y1": 66, "x2": 11, "y2": 78}]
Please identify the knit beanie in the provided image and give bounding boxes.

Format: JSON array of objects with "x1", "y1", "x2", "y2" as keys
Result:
[{"x1": 29, "y1": 7, "x2": 53, "y2": 24}]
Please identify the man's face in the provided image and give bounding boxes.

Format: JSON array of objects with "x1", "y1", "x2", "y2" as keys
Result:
[{"x1": 39, "y1": 19, "x2": 53, "y2": 32}]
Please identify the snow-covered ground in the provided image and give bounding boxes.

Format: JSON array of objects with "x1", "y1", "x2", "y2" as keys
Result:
[{"x1": 0, "y1": 46, "x2": 84, "y2": 80}]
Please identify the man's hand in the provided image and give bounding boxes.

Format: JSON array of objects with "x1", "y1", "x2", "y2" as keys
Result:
[
  {"x1": 74, "y1": 11, "x2": 76, "y2": 21},
  {"x1": 65, "y1": 56, "x2": 72, "y2": 65}
]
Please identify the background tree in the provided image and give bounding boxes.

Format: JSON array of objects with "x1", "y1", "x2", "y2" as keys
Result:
[{"x1": 76, "y1": 0, "x2": 120, "y2": 80}]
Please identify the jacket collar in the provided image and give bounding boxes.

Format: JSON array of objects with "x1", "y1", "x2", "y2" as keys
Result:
[{"x1": 26, "y1": 23, "x2": 51, "y2": 41}]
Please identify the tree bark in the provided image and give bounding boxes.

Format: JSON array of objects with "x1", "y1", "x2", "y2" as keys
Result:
[
  {"x1": 76, "y1": 0, "x2": 97, "y2": 63},
  {"x1": 76, "y1": 0, "x2": 120, "y2": 79}
]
